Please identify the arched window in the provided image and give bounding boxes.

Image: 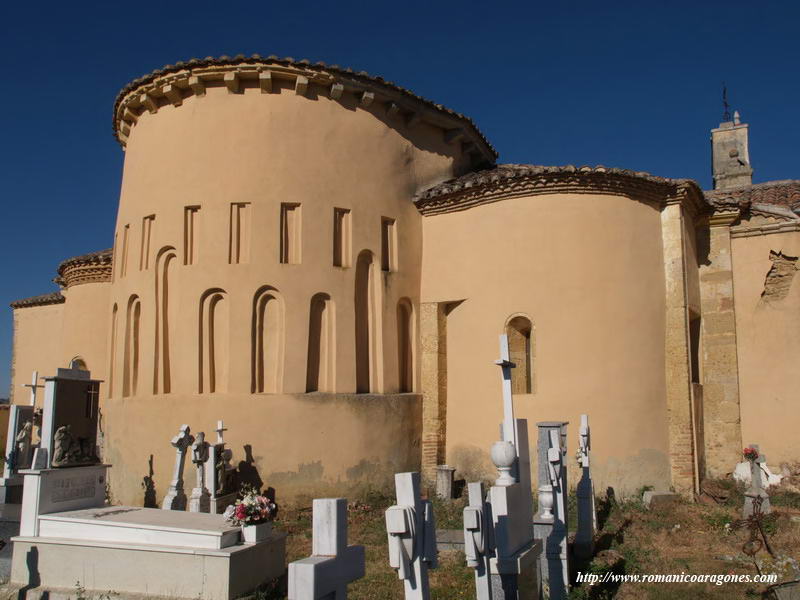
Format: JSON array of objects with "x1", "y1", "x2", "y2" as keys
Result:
[
  {"x1": 154, "y1": 247, "x2": 177, "y2": 394},
  {"x1": 306, "y1": 293, "x2": 335, "y2": 392},
  {"x1": 123, "y1": 295, "x2": 141, "y2": 397},
  {"x1": 251, "y1": 287, "x2": 285, "y2": 393},
  {"x1": 397, "y1": 298, "x2": 414, "y2": 392},
  {"x1": 506, "y1": 315, "x2": 533, "y2": 394},
  {"x1": 199, "y1": 289, "x2": 228, "y2": 393},
  {"x1": 355, "y1": 250, "x2": 382, "y2": 393},
  {"x1": 69, "y1": 357, "x2": 88, "y2": 371}
]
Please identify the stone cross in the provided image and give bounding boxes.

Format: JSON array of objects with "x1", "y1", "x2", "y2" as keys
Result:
[
  {"x1": 494, "y1": 335, "x2": 517, "y2": 450},
  {"x1": 493, "y1": 335, "x2": 534, "y2": 526},
  {"x1": 288, "y1": 498, "x2": 365, "y2": 599},
  {"x1": 463, "y1": 482, "x2": 492, "y2": 600},
  {"x1": 215, "y1": 420, "x2": 227, "y2": 445},
  {"x1": 23, "y1": 371, "x2": 43, "y2": 407},
  {"x1": 189, "y1": 431, "x2": 211, "y2": 513},
  {"x1": 743, "y1": 444, "x2": 771, "y2": 518},
  {"x1": 574, "y1": 414, "x2": 597, "y2": 559},
  {"x1": 162, "y1": 424, "x2": 194, "y2": 511},
  {"x1": 545, "y1": 429, "x2": 569, "y2": 599},
  {"x1": 486, "y1": 418, "x2": 539, "y2": 599},
  {"x1": 385, "y1": 472, "x2": 437, "y2": 600}
]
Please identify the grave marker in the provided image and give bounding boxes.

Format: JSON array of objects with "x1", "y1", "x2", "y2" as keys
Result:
[
  {"x1": 288, "y1": 498, "x2": 365, "y2": 599},
  {"x1": 534, "y1": 420, "x2": 569, "y2": 599},
  {"x1": 574, "y1": 414, "x2": 597, "y2": 559},
  {"x1": 464, "y1": 335, "x2": 541, "y2": 600},
  {"x1": 205, "y1": 419, "x2": 238, "y2": 514},
  {"x1": 40, "y1": 368, "x2": 101, "y2": 469},
  {"x1": 162, "y1": 424, "x2": 194, "y2": 510},
  {"x1": 188, "y1": 431, "x2": 211, "y2": 513},
  {"x1": 743, "y1": 444, "x2": 771, "y2": 518},
  {"x1": 385, "y1": 472, "x2": 437, "y2": 600},
  {"x1": 463, "y1": 482, "x2": 492, "y2": 600}
]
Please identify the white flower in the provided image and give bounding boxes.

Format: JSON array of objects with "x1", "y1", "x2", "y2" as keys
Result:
[{"x1": 222, "y1": 505, "x2": 235, "y2": 521}]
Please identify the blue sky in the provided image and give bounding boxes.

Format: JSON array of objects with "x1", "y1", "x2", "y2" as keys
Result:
[{"x1": 1, "y1": 0, "x2": 798, "y2": 396}]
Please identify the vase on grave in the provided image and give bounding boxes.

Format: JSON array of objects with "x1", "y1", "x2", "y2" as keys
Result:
[
  {"x1": 490, "y1": 440, "x2": 516, "y2": 486},
  {"x1": 538, "y1": 483, "x2": 554, "y2": 520},
  {"x1": 242, "y1": 521, "x2": 272, "y2": 544}
]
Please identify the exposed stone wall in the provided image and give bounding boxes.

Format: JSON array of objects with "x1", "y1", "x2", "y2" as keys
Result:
[
  {"x1": 660, "y1": 203, "x2": 697, "y2": 495},
  {"x1": 761, "y1": 250, "x2": 798, "y2": 303},
  {"x1": 420, "y1": 302, "x2": 447, "y2": 482},
  {"x1": 699, "y1": 215, "x2": 743, "y2": 478}
]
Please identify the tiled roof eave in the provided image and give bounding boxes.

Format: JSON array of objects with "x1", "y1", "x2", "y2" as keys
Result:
[
  {"x1": 112, "y1": 55, "x2": 497, "y2": 163},
  {"x1": 415, "y1": 164, "x2": 706, "y2": 216},
  {"x1": 10, "y1": 291, "x2": 65, "y2": 309}
]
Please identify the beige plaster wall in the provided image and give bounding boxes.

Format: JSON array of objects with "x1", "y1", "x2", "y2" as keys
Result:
[
  {"x1": 10, "y1": 303, "x2": 65, "y2": 404},
  {"x1": 110, "y1": 80, "x2": 463, "y2": 399},
  {"x1": 60, "y1": 283, "x2": 111, "y2": 382},
  {"x1": 98, "y1": 79, "x2": 465, "y2": 503},
  {"x1": 421, "y1": 193, "x2": 672, "y2": 496},
  {"x1": 732, "y1": 230, "x2": 800, "y2": 465},
  {"x1": 103, "y1": 392, "x2": 421, "y2": 506}
]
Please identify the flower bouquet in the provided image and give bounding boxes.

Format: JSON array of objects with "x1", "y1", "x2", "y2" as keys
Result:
[
  {"x1": 224, "y1": 484, "x2": 277, "y2": 543},
  {"x1": 743, "y1": 446, "x2": 759, "y2": 461}
]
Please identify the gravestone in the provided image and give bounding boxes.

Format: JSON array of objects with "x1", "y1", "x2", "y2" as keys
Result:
[
  {"x1": 574, "y1": 414, "x2": 597, "y2": 559},
  {"x1": 205, "y1": 420, "x2": 238, "y2": 513},
  {"x1": 385, "y1": 472, "x2": 438, "y2": 600},
  {"x1": 39, "y1": 368, "x2": 101, "y2": 469},
  {"x1": 288, "y1": 498, "x2": 365, "y2": 599},
  {"x1": 18, "y1": 368, "x2": 109, "y2": 537},
  {"x1": 189, "y1": 431, "x2": 211, "y2": 513},
  {"x1": 743, "y1": 444, "x2": 771, "y2": 518},
  {"x1": 534, "y1": 421, "x2": 570, "y2": 599},
  {"x1": 464, "y1": 335, "x2": 541, "y2": 600},
  {"x1": 0, "y1": 402, "x2": 36, "y2": 518},
  {"x1": 162, "y1": 424, "x2": 194, "y2": 510},
  {"x1": 463, "y1": 482, "x2": 492, "y2": 600}
]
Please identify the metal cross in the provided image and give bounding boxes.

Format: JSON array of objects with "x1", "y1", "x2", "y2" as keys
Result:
[
  {"x1": 22, "y1": 371, "x2": 44, "y2": 407},
  {"x1": 86, "y1": 384, "x2": 100, "y2": 418},
  {"x1": 494, "y1": 334, "x2": 517, "y2": 448}
]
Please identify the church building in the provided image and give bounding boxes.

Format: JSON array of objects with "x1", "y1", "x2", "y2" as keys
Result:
[{"x1": 8, "y1": 55, "x2": 800, "y2": 504}]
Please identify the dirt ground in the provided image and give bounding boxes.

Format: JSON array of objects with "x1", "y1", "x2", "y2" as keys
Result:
[{"x1": 255, "y1": 477, "x2": 800, "y2": 600}]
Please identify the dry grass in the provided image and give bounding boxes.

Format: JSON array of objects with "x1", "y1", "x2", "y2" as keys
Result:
[
  {"x1": 569, "y1": 481, "x2": 800, "y2": 600},
  {"x1": 249, "y1": 481, "x2": 800, "y2": 600}
]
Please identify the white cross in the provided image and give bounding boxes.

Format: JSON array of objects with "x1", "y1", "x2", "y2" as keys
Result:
[
  {"x1": 288, "y1": 498, "x2": 365, "y2": 599},
  {"x1": 494, "y1": 335, "x2": 517, "y2": 448},
  {"x1": 22, "y1": 371, "x2": 44, "y2": 407},
  {"x1": 386, "y1": 472, "x2": 437, "y2": 599},
  {"x1": 215, "y1": 420, "x2": 228, "y2": 445}
]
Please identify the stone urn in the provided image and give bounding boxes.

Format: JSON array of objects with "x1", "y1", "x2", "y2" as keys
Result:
[
  {"x1": 241, "y1": 521, "x2": 272, "y2": 544},
  {"x1": 491, "y1": 440, "x2": 517, "y2": 486}
]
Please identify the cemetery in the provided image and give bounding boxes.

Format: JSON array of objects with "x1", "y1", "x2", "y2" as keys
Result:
[
  {"x1": 0, "y1": 337, "x2": 797, "y2": 599},
  {"x1": 3, "y1": 50, "x2": 800, "y2": 600}
]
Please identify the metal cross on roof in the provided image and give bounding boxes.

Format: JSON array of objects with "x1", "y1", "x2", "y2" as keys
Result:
[
  {"x1": 494, "y1": 334, "x2": 517, "y2": 448},
  {"x1": 722, "y1": 83, "x2": 732, "y2": 122}
]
